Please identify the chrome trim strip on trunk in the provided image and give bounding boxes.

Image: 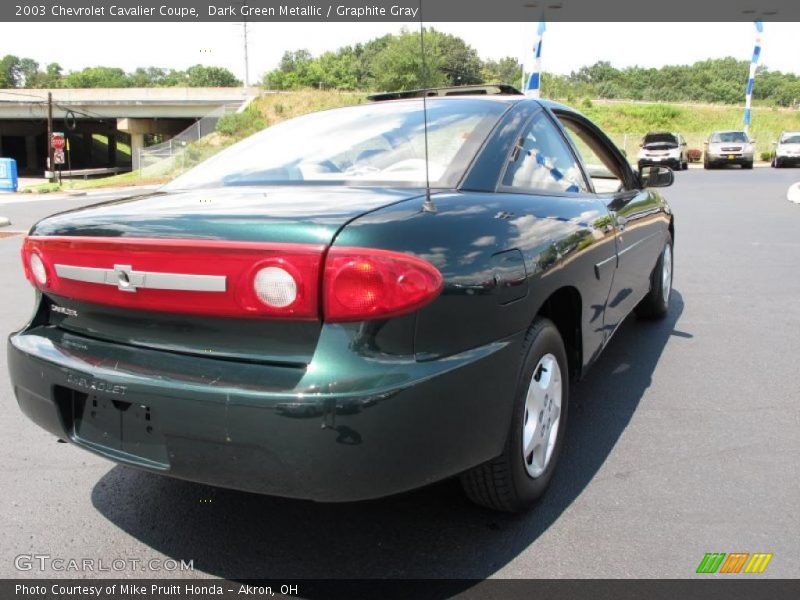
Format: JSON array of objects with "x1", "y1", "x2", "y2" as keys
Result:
[{"x1": 54, "y1": 264, "x2": 227, "y2": 293}]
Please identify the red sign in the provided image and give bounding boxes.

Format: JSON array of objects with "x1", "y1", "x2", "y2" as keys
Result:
[{"x1": 51, "y1": 132, "x2": 65, "y2": 151}]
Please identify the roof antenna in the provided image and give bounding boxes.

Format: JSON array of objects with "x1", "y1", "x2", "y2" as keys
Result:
[{"x1": 418, "y1": 0, "x2": 436, "y2": 213}]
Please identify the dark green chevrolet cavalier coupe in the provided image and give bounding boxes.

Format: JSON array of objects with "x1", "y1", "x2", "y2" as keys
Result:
[{"x1": 8, "y1": 88, "x2": 675, "y2": 511}]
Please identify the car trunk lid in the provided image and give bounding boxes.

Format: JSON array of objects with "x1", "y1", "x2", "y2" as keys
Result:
[{"x1": 26, "y1": 186, "x2": 423, "y2": 365}]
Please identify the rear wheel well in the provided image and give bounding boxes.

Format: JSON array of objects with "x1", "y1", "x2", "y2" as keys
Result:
[
  {"x1": 536, "y1": 287, "x2": 582, "y2": 381},
  {"x1": 668, "y1": 217, "x2": 675, "y2": 246}
]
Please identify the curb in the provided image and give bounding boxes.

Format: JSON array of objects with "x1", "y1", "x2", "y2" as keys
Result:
[{"x1": 687, "y1": 162, "x2": 771, "y2": 169}]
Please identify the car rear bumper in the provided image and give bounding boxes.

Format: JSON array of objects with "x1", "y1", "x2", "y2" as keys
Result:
[
  {"x1": 8, "y1": 325, "x2": 520, "y2": 502},
  {"x1": 707, "y1": 154, "x2": 753, "y2": 165},
  {"x1": 638, "y1": 158, "x2": 681, "y2": 170}
]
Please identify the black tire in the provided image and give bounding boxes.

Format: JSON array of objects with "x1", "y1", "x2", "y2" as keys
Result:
[
  {"x1": 635, "y1": 232, "x2": 673, "y2": 319},
  {"x1": 682, "y1": 160, "x2": 688, "y2": 170},
  {"x1": 743, "y1": 161, "x2": 754, "y2": 170},
  {"x1": 774, "y1": 158, "x2": 782, "y2": 168},
  {"x1": 703, "y1": 157, "x2": 712, "y2": 170},
  {"x1": 460, "y1": 317, "x2": 569, "y2": 512}
]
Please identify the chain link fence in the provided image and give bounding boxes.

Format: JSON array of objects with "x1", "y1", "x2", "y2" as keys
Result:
[{"x1": 134, "y1": 101, "x2": 245, "y2": 177}]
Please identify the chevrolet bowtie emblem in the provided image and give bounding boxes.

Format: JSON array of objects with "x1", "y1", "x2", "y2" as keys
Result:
[
  {"x1": 54, "y1": 264, "x2": 227, "y2": 293},
  {"x1": 113, "y1": 265, "x2": 142, "y2": 292}
]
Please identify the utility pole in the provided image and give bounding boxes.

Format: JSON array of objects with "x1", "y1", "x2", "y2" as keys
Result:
[
  {"x1": 242, "y1": 3, "x2": 250, "y2": 87},
  {"x1": 47, "y1": 92, "x2": 54, "y2": 182}
]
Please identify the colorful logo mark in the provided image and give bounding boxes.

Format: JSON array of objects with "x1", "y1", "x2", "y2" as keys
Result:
[{"x1": 696, "y1": 552, "x2": 773, "y2": 574}]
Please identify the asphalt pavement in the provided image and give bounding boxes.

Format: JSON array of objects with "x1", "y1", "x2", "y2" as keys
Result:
[
  {"x1": 0, "y1": 186, "x2": 159, "y2": 233},
  {"x1": 1, "y1": 169, "x2": 799, "y2": 580}
]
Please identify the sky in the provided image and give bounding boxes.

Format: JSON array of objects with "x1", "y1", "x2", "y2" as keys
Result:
[{"x1": 1, "y1": 21, "x2": 798, "y2": 84}]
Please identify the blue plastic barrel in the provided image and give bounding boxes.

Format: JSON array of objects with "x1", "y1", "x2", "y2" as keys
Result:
[{"x1": 0, "y1": 158, "x2": 19, "y2": 192}]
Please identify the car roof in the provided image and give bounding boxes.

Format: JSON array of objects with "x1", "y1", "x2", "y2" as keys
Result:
[
  {"x1": 367, "y1": 84, "x2": 524, "y2": 101},
  {"x1": 368, "y1": 94, "x2": 525, "y2": 107},
  {"x1": 368, "y1": 93, "x2": 581, "y2": 112}
]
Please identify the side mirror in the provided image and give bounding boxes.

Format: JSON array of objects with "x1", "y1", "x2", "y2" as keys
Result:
[
  {"x1": 772, "y1": 141, "x2": 778, "y2": 146},
  {"x1": 750, "y1": 139, "x2": 757, "y2": 144},
  {"x1": 703, "y1": 140, "x2": 709, "y2": 146},
  {"x1": 639, "y1": 165, "x2": 674, "y2": 188}
]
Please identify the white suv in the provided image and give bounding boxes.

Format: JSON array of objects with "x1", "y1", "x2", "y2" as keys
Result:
[
  {"x1": 772, "y1": 131, "x2": 800, "y2": 168},
  {"x1": 637, "y1": 132, "x2": 688, "y2": 171}
]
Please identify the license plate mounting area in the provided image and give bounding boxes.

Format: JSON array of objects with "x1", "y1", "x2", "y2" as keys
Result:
[{"x1": 58, "y1": 385, "x2": 169, "y2": 467}]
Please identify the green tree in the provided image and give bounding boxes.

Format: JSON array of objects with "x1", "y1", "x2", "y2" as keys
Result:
[
  {"x1": 573, "y1": 61, "x2": 618, "y2": 85},
  {"x1": 0, "y1": 55, "x2": 21, "y2": 87},
  {"x1": 42, "y1": 63, "x2": 63, "y2": 88},
  {"x1": 315, "y1": 50, "x2": 359, "y2": 90},
  {"x1": 432, "y1": 30, "x2": 483, "y2": 85},
  {"x1": 279, "y1": 49, "x2": 313, "y2": 73},
  {"x1": 129, "y1": 67, "x2": 172, "y2": 87},
  {"x1": 352, "y1": 35, "x2": 392, "y2": 88},
  {"x1": 370, "y1": 29, "x2": 448, "y2": 91},
  {"x1": 64, "y1": 66, "x2": 130, "y2": 88},
  {"x1": 184, "y1": 65, "x2": 240, "y2": 87},
  {"x1": 482, "y1": 57, "x2": 523, "y2": 86},
  {"x1": 263, "y1": 50, "x2": 314, "y2": 89},
  {"x1": 370, "y1": 28, "x2": 484, "y2": 91},
  {"x1": 18, "y1": 58, "x2": 40, "y2": 87}
]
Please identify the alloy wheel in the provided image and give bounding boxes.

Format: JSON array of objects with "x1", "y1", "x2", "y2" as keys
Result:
[
  {"x1": 522, "y1": 353, "x2": 563, "y2": 478},
  {"x1": 662, "y1": 243, "x2": 673, "y2": 305}
]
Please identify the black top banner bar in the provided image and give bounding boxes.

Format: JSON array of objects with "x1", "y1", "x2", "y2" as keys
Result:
[
  {"x1": 3, "y1": 579, "x2": 800, "y2": 600},
  {"x1": 2, "y1": 0, "x2": 800, "y2": 22}
]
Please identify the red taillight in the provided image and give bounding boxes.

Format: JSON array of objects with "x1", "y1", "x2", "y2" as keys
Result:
[
  {"x1": 324, "y1": 247, "x2": 444, "y2": 322},
  {"x1": 21, "y1": 237, "x2": 443, "y2": 322},
  {"x1": 21, "y1": 237, "x2": 323, "y2": 319}
]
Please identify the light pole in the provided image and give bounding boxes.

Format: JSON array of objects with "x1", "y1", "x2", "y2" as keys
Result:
[{"x1": 240, "y1": 2, "x2": 250, "y2": 87}]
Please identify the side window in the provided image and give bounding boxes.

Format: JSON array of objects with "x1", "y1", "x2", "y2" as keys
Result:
[
  {"x1": 501, "y1": 111, "x2": 587, "y2": 194},
  {"x1": 558, "y1": 116, "x2": 627, "y2": 194}
]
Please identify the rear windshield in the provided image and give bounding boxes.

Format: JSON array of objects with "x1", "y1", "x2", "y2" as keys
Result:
[
  {"x1": 710, "y1": 132, "x2": 748, "y2": 143},
  {"x1": 643, "y1": 133, "x2": 678, "y2": 145},
  {"x1": 165, "y1": 99, "x2": 508, "y2": 191},
  {"x1": 780, "y1": 133, "x2": 800, "y2": 144}
]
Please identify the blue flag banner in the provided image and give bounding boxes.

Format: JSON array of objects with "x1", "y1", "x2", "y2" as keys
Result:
[
  {"x1": 744, "y1": 21, "x2": 763, "y2": 130},
  {"x1": 525, "y1": 21, "x2": 546, "y2": 98}
]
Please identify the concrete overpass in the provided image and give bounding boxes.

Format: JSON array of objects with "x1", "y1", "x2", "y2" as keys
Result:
[{"x1": 0, "y1": 87, "x2": 257, "y2": 175}]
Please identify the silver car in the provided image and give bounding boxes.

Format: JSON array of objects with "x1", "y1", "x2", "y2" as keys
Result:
[
  {"x1": 704, "y1": 131, "x2": 755, "y2": 169},
  {"x1": 772, "y1": 131, "x2": 800, "y2": 168}
]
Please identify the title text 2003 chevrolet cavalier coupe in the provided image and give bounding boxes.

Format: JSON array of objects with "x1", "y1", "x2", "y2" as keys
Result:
[{"x1": 8, "y1": 86, "x2": 675, "y2": 512}]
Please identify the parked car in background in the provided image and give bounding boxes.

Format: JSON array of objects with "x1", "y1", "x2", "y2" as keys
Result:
[
  {"x1": 772, "y1": 131, "x2": 800, "y2": 168},
  {"x1": 8, "y1": 87, "x2": 676, "y2": 513},
  {"x1": 704, "y1": 130, "x2": 755, "y2": 169},
  {"x1": 637, "y1": 132, "x2": 688, "y2": 171}
]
